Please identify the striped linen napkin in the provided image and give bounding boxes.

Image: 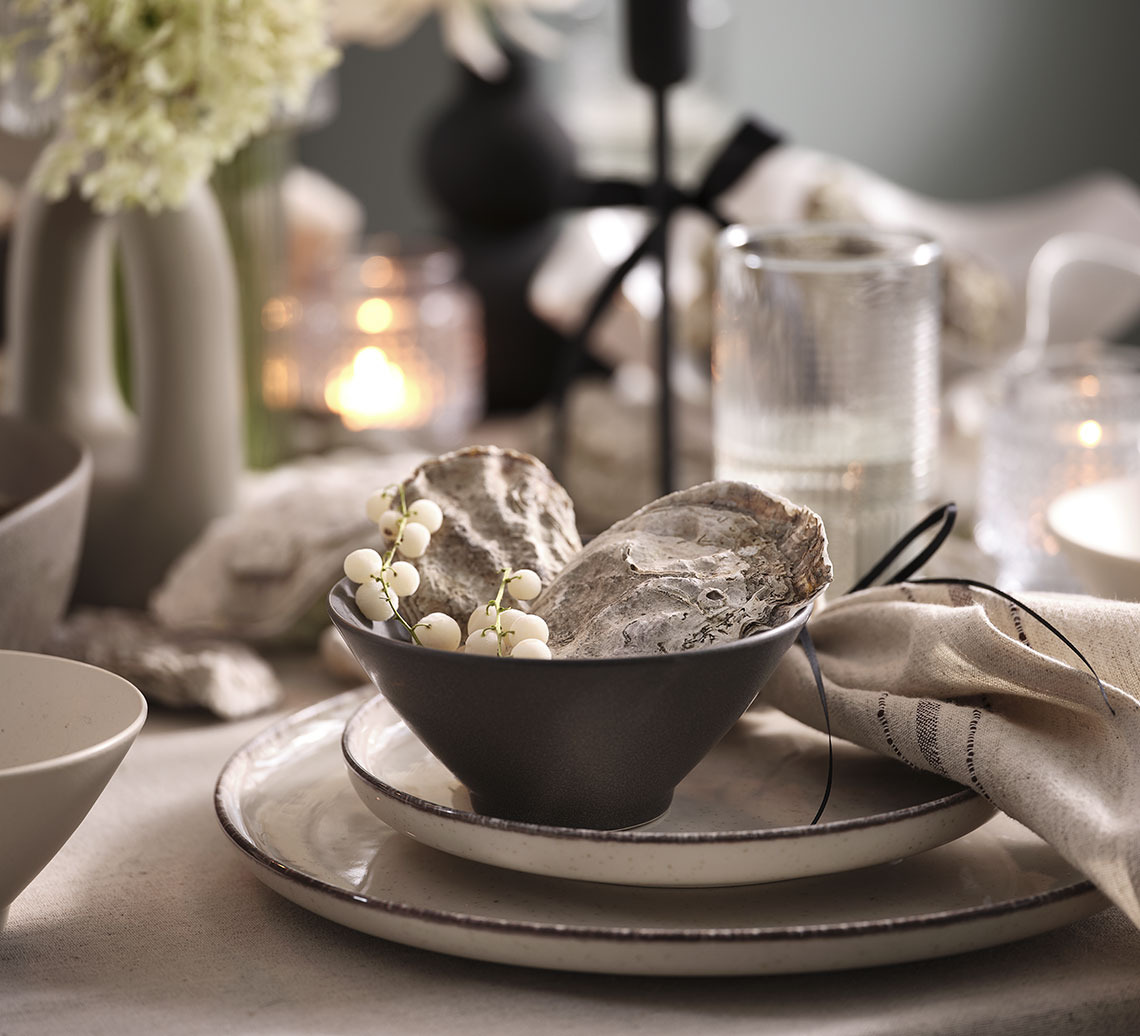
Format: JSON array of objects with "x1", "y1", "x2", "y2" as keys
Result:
[{"x1": 762, "y1": 583, "x2": 1140, "y2": 926}]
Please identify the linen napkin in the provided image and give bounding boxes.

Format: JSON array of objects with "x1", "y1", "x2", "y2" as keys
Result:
[{"x1": 761, "y1": 582, "x2": 1140, "y2": 927}]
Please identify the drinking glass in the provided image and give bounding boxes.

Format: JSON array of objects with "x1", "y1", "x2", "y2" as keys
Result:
[
  {"x1": 713, "y1": 224, "x2": 942, "y2": 593},
  {"x1": 975, "y1": 342, "x2": 1140, "y2": 591}
]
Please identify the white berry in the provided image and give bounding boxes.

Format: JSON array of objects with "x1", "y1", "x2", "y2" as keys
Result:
[
  {"x1": 465, "y1": 627, "x2": 501, "y2": 656},
  {"x1": 407, "y1": 498, "x2": 443, "y2": 533},
  {"x1": 498, "y1": 608, "x2": 526, "y2": 633},
  {"x1": 508, "y1": 569, "x2": 541, "y2": 601},
  {"x1": 416, "y1": 612, "x2": 461, "y2": 651},
  {"x1": 365, "y1": 488, "x2": 396, "y2": 523},
  {"x1": 511, "y1": 638, "x2": 551, "y2": 660},
  {"x1": 343, "y1": 548, "x2": 383, "y2": 584},
  {"x1": 378, "y1": 509, "x2": 403, "y2": 539},
  {"x1": 398, "y1": 522, "x2": 431, "y2": 558},
  {"x1": 356, "y1": 581, "x2": 398, "y2": 622},
  {"x1": 386, "y1": 560, "x2": 420, "y2": 597},
  {"x1": 506, "y1": 613, "x2": 548, "y2": 648},
  {"x1": 468, "y1": 603, "x2": 497, "y2": 634}
]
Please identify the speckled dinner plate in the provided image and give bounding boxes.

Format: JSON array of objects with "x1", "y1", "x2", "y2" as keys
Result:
[
  {"x1": 214, "y1": 691, "x2": 1107, "y2": 977},
  {"x1": 341, "y1": 693, "x2": 996, "y2": 886}
]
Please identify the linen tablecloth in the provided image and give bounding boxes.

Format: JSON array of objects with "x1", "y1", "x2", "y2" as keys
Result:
[{"x1": 3, "y1": 654, "x2": 1140, "y2": 1036}]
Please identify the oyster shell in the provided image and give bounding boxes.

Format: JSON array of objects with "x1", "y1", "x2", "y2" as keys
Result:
[
  {"x1": 395, "y1": 446, "x2": 582, "y2": 624},
  {"x1": 535, "y1": 482, "x2": 831, "y2": 658}
]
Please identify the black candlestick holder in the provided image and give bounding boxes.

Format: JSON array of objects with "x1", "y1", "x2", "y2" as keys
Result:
[
  {"x1": 625, "y1": 0, "x2": 690, "y2": 497},
  {"x1": 550, "y1": 1, "x2": 692, "y2": 499}
]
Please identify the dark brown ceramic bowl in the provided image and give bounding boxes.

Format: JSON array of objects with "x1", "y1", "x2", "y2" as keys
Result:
[{"x1": 329, "y1": 577, "x2": 814, "y2": 830}]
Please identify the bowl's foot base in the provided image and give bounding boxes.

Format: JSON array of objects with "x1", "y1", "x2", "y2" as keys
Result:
[{"x1": 468, "y1": 790, "x2": 675, "y2": 832}]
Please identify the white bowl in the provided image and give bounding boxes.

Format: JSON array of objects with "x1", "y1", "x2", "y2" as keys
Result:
[
  {"x1": 1046, "y1": 476, "x2": 1140, "y2": 600},
  {"x1": 0, "y1": 650, "x2": 147, "y2": 929}
]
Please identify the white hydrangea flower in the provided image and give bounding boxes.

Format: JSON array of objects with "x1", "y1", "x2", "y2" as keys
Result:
[
  {"x1": 327, "y1": 0, "x2": 577, "y2": 81},
  {"x1": 0, "y1": 0, "x2": 340, "y2": 213}
]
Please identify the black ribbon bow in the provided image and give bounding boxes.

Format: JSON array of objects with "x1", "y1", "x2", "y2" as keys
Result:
[
  {"x1": 549, "y1": 119, "x2": 784, "y2": 474},
  {"x1": 567, "y1": 119, "x2": 782, "y2": 223}
]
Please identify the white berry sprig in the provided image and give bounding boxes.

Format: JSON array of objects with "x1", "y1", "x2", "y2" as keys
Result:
[
  {"x1": 344, "y1": 484, "x2": 448, "y2": 646},
  {"x1": 466, "y1": 568, "x2": 552, "y2": 660},
  {"x1": 344, "y1": 493, "x2": 551, "y2": 659}
]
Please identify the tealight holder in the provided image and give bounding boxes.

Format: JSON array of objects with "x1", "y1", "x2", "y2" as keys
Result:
[
  {"x1": 260, "y1": 236, "x2": 484, "y2": 451},
  {"x1": 976, "y1": 342, "x2": 1140, "y2": 590},
  {"x1": 329, "y1": 577, "x2": 813, "y2": 831}
]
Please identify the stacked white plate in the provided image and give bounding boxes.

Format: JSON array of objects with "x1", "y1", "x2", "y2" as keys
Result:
[{"x1": 215, "y1": 690, "x2": 1105, "y2": 976}]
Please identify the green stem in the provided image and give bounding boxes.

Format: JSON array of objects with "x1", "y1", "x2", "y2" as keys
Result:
[
  {"x1": 381, "y1": 514, "x2": 406, "y2": 570},
  {"x1": 378, "y1": 484, "x2": 421, "y2": 644},
  {"x1": 490, "y1": 567, "x2": 512, "y2": 657}
]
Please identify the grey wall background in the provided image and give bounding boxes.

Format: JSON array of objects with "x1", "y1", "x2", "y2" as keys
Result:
[
  {"x1": 298, "y1": 25, "x2": 453, "y2": 237},
  {"x1": 719, "y1": 0, "x2": 1140, "y2": 200},
  {"x1": 299, "y1": 0, "x2": 1140, "y2": 232}
]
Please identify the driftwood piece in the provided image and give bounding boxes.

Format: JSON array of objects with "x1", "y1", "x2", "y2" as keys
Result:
[
  {"x1": 535, "y1": 482, "x2": 831, "y2": 658},
  {"x1": 395, "y1": 446, "x2": 582, "y2": 624}
]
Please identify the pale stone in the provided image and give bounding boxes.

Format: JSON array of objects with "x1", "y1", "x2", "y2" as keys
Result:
[
  {"x1": 47, "y1": 609, "x2": 281, "y2": 719},
  {"x1": 151, "y1": 450, "x2": 424, "y2": 642}
]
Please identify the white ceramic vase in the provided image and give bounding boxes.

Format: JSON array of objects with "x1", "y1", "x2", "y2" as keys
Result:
[{"x1": 3, "y1": 183, "x2": 243, "y2": 607}]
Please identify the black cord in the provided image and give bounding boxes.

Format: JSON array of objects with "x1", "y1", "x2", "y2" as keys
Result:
[
  {"x1": 799, "y1": 626, "x2": 834, "y2": 825},
  {"x1": 848, "y1": 502, "x2": 959, "y2": 593}
]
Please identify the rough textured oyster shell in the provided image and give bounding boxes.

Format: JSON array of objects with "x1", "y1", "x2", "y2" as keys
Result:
[
  {"x1": 535, "y1": 482, "x2": 831, "y2": 658},
  {"x1": 395, "y1": 446, "x2": 582, "y2": 624}
]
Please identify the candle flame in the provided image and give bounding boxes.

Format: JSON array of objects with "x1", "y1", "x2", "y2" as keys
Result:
[
  {"x1": 1077, "y1": 419, "x2": 1103, "y2": 448},
  {"x1": 324, "y1": 346, "x2": 426, "y2": 430}
]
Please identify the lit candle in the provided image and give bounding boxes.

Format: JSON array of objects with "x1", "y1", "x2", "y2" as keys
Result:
[{"x1": 323, "y1": 346, "x2": 431, "y2": 430}]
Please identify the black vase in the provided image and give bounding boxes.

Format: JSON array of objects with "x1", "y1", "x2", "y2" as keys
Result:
[{"x1": 420, "y1": 52, "x2": 576, "y2": 412}]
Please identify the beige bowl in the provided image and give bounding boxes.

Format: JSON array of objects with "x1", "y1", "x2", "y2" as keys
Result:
[
  {"x1": 0, "y1": 650, "x2": 147, "y2": 930},
  {"x1": 0, "y1": 416, "x2": 91, "y2": 650},
  {"x1": 1047, "y1": 476, "x2": 1140, "y2": 601}
]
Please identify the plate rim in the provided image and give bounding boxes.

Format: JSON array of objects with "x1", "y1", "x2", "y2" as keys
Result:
[
  {"x1": 215, "y1": 691, "x2": 1102, "y2": 946},
  {"x1": 342, "y1": 691, "x2": 981, "y2": 845}
]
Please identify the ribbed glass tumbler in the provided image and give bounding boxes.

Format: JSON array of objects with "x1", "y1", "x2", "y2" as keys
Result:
[{"x1": 713, "y1": 225, "x2": 942, "y2": 593}]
